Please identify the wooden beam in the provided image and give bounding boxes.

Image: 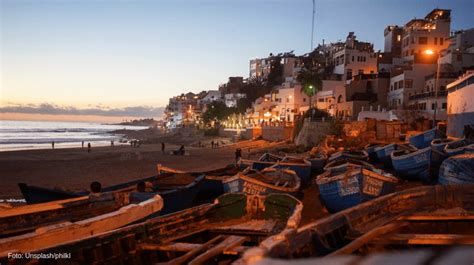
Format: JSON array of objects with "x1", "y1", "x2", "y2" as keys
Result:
[
  {"x1": 371, "y1": 233, "x2": 474, "y2": 245},
  {"x1": 327, "y1": 221, "x2": 408, "y2": 256},
  {"x1": 156, "y1": 235, "x2": 224, "y2": 265},
  {"x1": 399, "y1": 214, "x2": 474, "y2": 221},
  {"x1": 189, "y1": 235, "x2": 247, "y2": 265},
  {"x1": 138, "y1": 242, "x2": 249, "y2": 253}
]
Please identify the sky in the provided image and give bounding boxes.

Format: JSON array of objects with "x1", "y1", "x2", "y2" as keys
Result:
[{"x1": 1, "y1": 0, "x2": 473, "y2": 121}]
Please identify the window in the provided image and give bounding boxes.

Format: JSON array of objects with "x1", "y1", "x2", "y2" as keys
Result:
[
  {"x1": 286, "y1": 97, "x2": 289, "y2": 103},
  {"x1": 303, "y1": 98, "x2": 306, "y2": 102},
  {"x1": 442, "y1": 103, "x2": 447, "y2": 109},
  {"x1": 346, "y1": 69, "x2": 352, "y2": 80},
  {"x1": 397, "y1": 35, "x2": 401, "y2": 42},
  {"x1": 394, "y1": 82, "x2": 398, "y2": 90},
  {"x1": 419, "y1": 37, "x2": 428, "y2": 44},
  {"x1": 434, "y1": 37, "x2": 438, "y2": 45},
  {"x1": 432, "y1": 103, "x2": 435, "y2": 110},
  {"x1": 405, "y1": 79, "x2": 413, "y2": 88},
  {"x1": 398, "y1": 80, "x2": 404, "y2": 88},
  {"x1": 337, "y1": 95, "x2": 343, "y2": 103},
  {"x1": 440, "y1": 38, "x2": 444, "y2": 45},
  {"x1": 358, "y1": 69, "x2": 364, "y2": 75}
]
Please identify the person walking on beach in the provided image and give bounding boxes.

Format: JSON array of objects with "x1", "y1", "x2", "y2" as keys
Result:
[
  {"x1": 161, "y1": 142, "x2": 165, "y2": 154},
  {"x1": 211, "y1": 140, "x2": 214, "y2": 149},
  {"x1": 111, "y1": 140, "x2": 114, "y2": 147},
  {"x1": 51, "y1": 141, "x2": 55, "y2": 149},
  {"x1": 82, "y1": 141, "x2": 84, "y2": 149},
  {"x1": 235, "y1": 148, "x2": 242, "y2": 165},
  {"x1": 88, "y1": 142, "x2": 91, "y2": 153}
]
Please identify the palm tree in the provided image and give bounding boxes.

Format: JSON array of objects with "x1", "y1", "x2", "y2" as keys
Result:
[{"x1": 296, "y1": 67, "x2": 322, "y2": 108}]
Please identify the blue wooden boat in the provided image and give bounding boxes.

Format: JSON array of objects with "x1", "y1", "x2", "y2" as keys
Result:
[
  {"x1": 391, "y1": 146, "x2": 432, "y2": 182},
  {"x1": 374, "y1": 143, "x2": 415, "y2": 169},
  {"x1": 409, "y1": 128, "x2": 437, "y2": 149},
  {"x1": 439, "y1": 153, "x2": 474, "y2": 184},
  {"x1": 323, "y1": 158, "x2": 375, "y2": 172},
  {"x1": 431, "y1": 138, "x2": 454, "y2": 165},
  {"x1": 307, "y1": 152, "x2": 327, "y2": 174},
  {"x1": 18, "y1": 172, "x2": 205, "y2": 215},
  {"x1": 365, "y1": 143, "x2": 382, "y2": 162},
  {"x1": 316, "y1": 164, "x2": 398, "y2": 213},
  {"x1": 222, "y1": 167, "x2": 300, "y2": 196},
  {"x1": 328, "y1": 150, "x2": 369, "y2": 163},
  {"x1": 240, "y1": 155, "x2": 312, "y2": 186},
  {"x1": 444, "y1": 138, "x2": 474, "y2": 156}
]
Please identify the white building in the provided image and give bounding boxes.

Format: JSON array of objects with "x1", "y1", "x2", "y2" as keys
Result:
[
  {"x1": 447, "y1": 71, "x2": 474, "y2": 138},
  {"x1": 224, "y1": 93, "x2": 246, "y2": 108},
  {"x1": 332, "y1": 32, "x2": 378, "y2": 81},
  {"x1": 200, "y1": 90, "x2": 222, "y2": 103}
]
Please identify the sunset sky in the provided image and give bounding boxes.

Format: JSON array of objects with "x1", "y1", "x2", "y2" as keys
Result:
[{"x1": 1, "y1": 0, "x2": 473, "y2": 121}]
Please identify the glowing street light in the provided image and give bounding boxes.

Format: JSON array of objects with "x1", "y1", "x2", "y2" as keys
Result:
[{"x1": 424, "y1": 49, "x2": 434, "y2": 55}]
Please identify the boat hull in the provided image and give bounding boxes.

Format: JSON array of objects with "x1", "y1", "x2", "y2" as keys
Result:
[
  {"x1": 409, "y1": 129, "x2": 437, "y2": 149},
  {"x1": 317, "y1": 168, "x2": 398, "y2": 213},
  {"x1": 374, "y1": 144, "x2": 397, "y2": 168},
  {"x1": 308, "y1": 156, "x2": 327, "y2": 174},
  {"x1": 439, "y1": 153, "x2": 474, "y2": 184},
  {"x1": 391, "y1": 147, "x2": 432, "y2": 182}
]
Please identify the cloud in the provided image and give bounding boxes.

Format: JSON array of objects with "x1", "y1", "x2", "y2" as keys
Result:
[{"x1": 0, "y1": 103, "x2": 164, "y2": 118}]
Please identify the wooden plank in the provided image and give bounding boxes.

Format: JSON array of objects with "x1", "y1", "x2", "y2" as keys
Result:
[
  {"x1": 371, "y1": 233, "x2": 474, "y2": 245},
  {"x1": 0, "y1": 195, "x2": 163, "y2": 254},
  {"x1": 0, "y1": 196, "x2": 89, "y2": 218},
  {"x1": 327, "y1": 221, "x2": 408, "y2": 256},
  {"x1": 189, "y1": 235, "x2": 247, "y2": 265},
  {"x1": 138, "y1": 242, "x2": 249, "y2": 253},
  {"x1": 399, "y1": 214, "x2": 474, "y2": 221},
  {"x1": 156, "y1": 235, "x2": 224, "y2": 265}
]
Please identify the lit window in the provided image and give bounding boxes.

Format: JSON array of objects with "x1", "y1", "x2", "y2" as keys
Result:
[{"x1": 397, "y1": 35, "x2": 401, "y2": 42}]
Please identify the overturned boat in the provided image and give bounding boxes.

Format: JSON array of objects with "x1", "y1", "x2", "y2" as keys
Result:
[
  {"x1": 2, "y1": 193, "x2": 302, "y2": 264},
  {"x1": 19, "y1": 171, "x2": 205, "y2": 215},
  {"x1": 409, "y1": 128, "x2": 438, "y2": 149},
  {"x1": 0, "y1": 194, "x2": 163, "y2": 254},
  {"x1": 439, "y1": 153, "x2": 474, "y2": 184},
  {"x1": 237, "y1": 185, "x2": 474, "y2": 263},
  {"x1": 391, "y1": 147, "x2": 432, "y2": 183},
  {"x1": 222, "y1": 167, "x2": 300, "y2": 196},
  {"x1": 316, "y1": 164, "x2": 398, "y2": 213}
]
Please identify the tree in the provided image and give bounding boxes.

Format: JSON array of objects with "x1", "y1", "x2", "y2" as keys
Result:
[{"x1": 297, "y1": 67, "x2": 322, "y2": 108}]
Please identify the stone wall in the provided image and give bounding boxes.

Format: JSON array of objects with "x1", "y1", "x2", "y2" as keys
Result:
[
  {"x1": 241, "y1": 127, "x2": 262, "y2": 140},
  {"x1": 294, "y1": 121, "x2": 332, "y2": 147},
  {"x1": 262, "y1": 126, "x2": 293, "y2": 141}
]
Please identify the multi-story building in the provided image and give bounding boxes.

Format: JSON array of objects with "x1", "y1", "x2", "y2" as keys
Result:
[
  {"x1": 446, "y1": 71, "x2": 474, "y2": 138},
  {"x1": 384, "y1": 25, "x2": 403, "y2": 57},
  {"x1": 332, "y1": 73, "x2": 391, "y2": 120},
  {"x1": 249, "y1": 58, "x2": 271, "y2": 79},
  {"x1": 164, "y1": 92, "x2": 202, "y2": 129},
  {"x1": 401, "y1": 9, "x2": 451, "y2": 59},
  {"x1": 218, "y1": 77, "x2": 244, "y2": 95},
  {"x1": 407, "y1": 72, "x2": 458, "y2": 120},
  {"x1": 387, "y1": 56, "x2": 437, "y2": 109},
  {"x1": 439, "y1": 28, "x2": 474, "y2": 73},
  {"x1": 332, "y1": 32, "x2": 378, "y2": 81},
  {"x1": 224, "y1": 93, "x2": 246, "y2": 108}
]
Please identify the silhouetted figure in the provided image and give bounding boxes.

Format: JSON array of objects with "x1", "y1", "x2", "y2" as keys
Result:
[
  {"x1": 235, "y1": 148, "x2": 242, "y2": 164},
  {"x1": 88, "y1": 142, "x2": 91, "y2": 153},
  {"x1": 90, "y1": 181, "x2": 102, "y2": 193},
  {"x1": 179, "y1": 145, "x2": 185, "y2": 155},
  {"x1": 111, "y1": 140, "x2": 114, "y2": 147},
  {"x1": 161, "y1": 142, "x2": 165, "y2": 154},
  {"x1": 82, "y1": 141, "x2": 84, "y2": 148},
  {"x1": 52, "y1": 141, "x2": 55, "y2": 149},
  {"x1": 211, "y1": 140, "x2": 214, "y2": 149}
]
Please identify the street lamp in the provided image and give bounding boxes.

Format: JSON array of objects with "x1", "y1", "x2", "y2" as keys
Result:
[{"x1": 424, "y1": 49, "x2": 441, "y2": 128}]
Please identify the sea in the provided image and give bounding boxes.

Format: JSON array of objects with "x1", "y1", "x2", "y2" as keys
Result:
[{"x1": 0, "y1": 120, "x2": 148, "y2": 152}]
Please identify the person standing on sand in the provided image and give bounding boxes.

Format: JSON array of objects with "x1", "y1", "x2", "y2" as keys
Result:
[
  {"x1": 88, "y1": 142, "x2": 91, "y2": 153},
  {"x1": 82, "y1": 141, "x2": 84, "y2": 149},
  {"x1": 211, "y1": 140, "x2": 214, "y2": 149},
  {"x1": 235, "y1": 148, "x2": 242, "y2": 164},
  {"x1": 52, "y1": 141, "x2": 55, "y2": 149},
  {"x1": 161, "y1": 142, "x2": 165, "y2": 154}
]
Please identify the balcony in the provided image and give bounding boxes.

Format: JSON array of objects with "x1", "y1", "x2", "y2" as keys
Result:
[{"x1": 408, "y1": 90, "x2": 448, "y2": 100}]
